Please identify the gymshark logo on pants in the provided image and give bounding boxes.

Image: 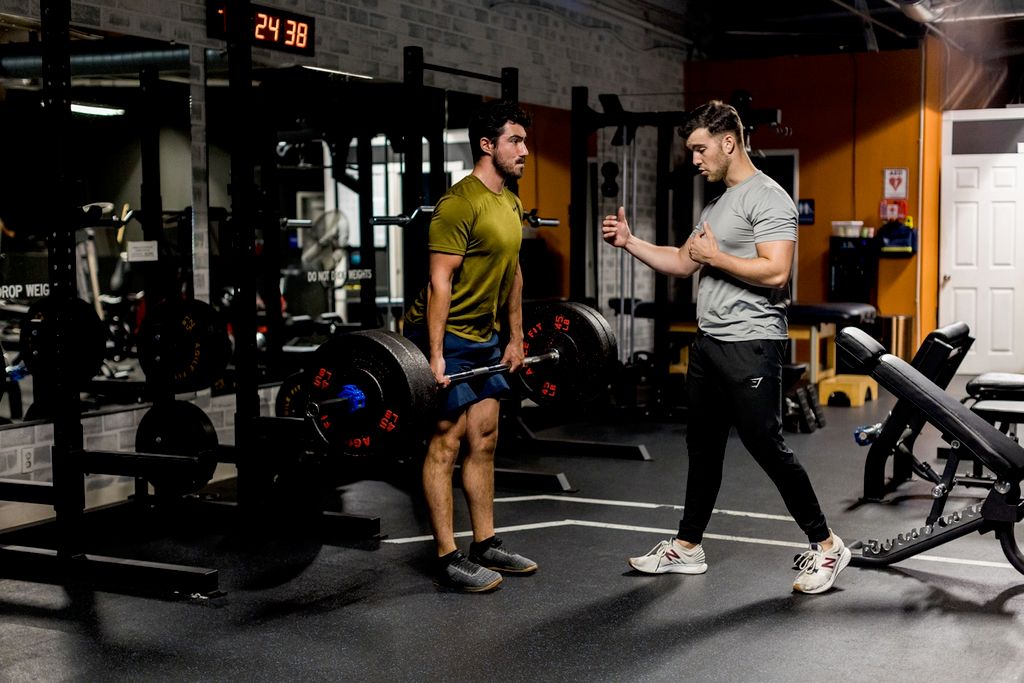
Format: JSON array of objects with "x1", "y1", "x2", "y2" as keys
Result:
[{"x1": 749, "y1": 377, "x2": 763, "y2": 388}]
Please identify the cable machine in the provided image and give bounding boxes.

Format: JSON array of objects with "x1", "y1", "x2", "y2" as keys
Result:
[{"x1": 570, "y1": 86, "x2": 690, "y2": 415}]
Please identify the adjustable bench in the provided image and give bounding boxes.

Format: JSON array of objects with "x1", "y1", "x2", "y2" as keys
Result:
[
  {"x1": 836, "y1": 327, "x2": 1024, "y2": 575},
  {"x1": 854, "y1": 321, "x2": 975, "y2": 502}
]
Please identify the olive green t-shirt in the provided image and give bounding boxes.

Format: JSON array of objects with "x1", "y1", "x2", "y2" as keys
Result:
[{"x1": 404, "y1": 174, "x2": 523, "y2": 341}]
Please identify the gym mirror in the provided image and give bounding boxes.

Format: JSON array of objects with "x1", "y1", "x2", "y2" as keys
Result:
[{"x1": 0, "y1": 15, "x2": 193, "y2": 424}]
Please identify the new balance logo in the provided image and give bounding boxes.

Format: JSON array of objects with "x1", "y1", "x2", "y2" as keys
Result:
[
  {"x1": 749, "y1": 377, "x2": 763, "y2": 388},
  {"x1": 821, "y1": 557, "x2": 836, "y2": 569}
]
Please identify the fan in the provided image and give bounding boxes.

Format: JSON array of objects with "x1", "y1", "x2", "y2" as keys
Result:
[{"x1": 300, "y1": 209, "x2": 350, "y2": 276}]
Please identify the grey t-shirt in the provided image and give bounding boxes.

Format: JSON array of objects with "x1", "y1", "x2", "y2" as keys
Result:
[{"x1": 692, "y1": 171, "x2": 796, "y2": 342}]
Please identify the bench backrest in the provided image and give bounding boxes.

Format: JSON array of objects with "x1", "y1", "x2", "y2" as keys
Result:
[{"x1": 838, "y1": 327, "x2": 1024, "y2": 480}]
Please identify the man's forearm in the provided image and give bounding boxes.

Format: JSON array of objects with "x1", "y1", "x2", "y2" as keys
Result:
[
  {"x1": 625, "y1": 234, "x2": 700, "y2": 278},
  {"x1": 704, "y1": 245, "x2": 792, "y2": 289}
]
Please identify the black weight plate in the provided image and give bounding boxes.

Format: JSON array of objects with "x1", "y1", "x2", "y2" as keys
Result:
[
  {"x1": 367, "y1": 329, "x2": 438, "y2": 419},
  {"x1": 135, "y1": 400, "x2": 219, "y2": 496},
  {"x1": 20, "y1": 296, "x2": 106, "y2": 390},
  {"x1": 137, "y1": 299, "x2": 231, "y2": 393},
  {"x1": 275, "y1": 371, "x2": 308, "y2": 417},
  {"x1": 563, "y1": 301, "x2": 617, "y2": 369},
  {"x1": 306, "y1": 330, "x2": 437, "y2": 458},
  {"x1": 518, "y1": 301, "x2": 615, "y2": 405}
]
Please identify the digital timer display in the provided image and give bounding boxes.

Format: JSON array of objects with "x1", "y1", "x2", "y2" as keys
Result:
[{"x1": 208, "y1": 2, "x2": 316, "y2": 56}]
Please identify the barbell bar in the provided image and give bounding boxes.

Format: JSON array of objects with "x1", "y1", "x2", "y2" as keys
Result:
[
  {"x1": 308, "y1": 350, "x2": 561, "y2": 415},
  {"x1": 299, "y1": 301, "x2": 616, "y2": 458},
  {"x1": 445, "y1": 350, "x2": 559, "y2": 383}
]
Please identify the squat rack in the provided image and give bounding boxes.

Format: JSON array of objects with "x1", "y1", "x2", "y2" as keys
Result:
[{"x1": 0, "y1": 0, "x2": 218, "y2": 597}]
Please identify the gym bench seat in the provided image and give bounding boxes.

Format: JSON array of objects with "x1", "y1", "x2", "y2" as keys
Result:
[{"x1": 966, "y1": 372, "x2": 1024, "y2": 402}]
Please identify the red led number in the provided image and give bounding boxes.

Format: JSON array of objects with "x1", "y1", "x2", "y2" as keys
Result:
[
  {"x1": 312, "y1": 368, "x2": 332, "y2": 390},
  {"x1": 378, "y1": 410, "x2": 399, "y2": 432}
]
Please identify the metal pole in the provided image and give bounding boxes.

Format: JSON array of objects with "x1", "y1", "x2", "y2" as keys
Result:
[{"x1": 40, "y1": 0, "x2": 85, "y2": 555}]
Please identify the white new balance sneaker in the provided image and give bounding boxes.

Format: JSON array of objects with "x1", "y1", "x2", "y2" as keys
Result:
[
  {"x1": 792, "y1": 532, "x2": 851, "y2": 594},
  {"x1": 628, "y1": 539, "x2": 708, "y2": 574}
]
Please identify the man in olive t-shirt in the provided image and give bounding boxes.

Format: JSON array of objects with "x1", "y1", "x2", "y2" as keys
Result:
[{"x1": 403, "y1": 101, "x2": 538, "y2": 592}]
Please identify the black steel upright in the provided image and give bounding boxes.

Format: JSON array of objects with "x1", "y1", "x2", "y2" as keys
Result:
[
  {"x1": 356, "y1": 134, "x2": 377, "y2": 327},
  {"x1": 401, "y1": 47, "x2": 428, "y2": 314},
  {"x1": 569, "y1": 87, "x2": 590, "y2": 301},
  {"x1": 226, "y1": 0, "x2": 262, "y2": 504},
  {"x1": 139, "y1": 66, "x2": 166, "y2": 301},
  {"x1": 40, "y1": 0, "x2": 85, "y2": 555}
]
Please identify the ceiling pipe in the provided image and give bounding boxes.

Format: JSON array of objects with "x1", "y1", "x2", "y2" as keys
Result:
[{"x1": 0, "y1": 47, "x2": 227, "y2": 79}]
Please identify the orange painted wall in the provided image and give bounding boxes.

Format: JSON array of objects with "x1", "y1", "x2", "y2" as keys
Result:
[
  {"x1": 919, "y1": 36, "x2": 944, "y2": 339},
  {"x1": 517, "y1": 103, "x2": 572, "y2": 297},
  {"x1": 685, "y1": 50, "x2": 925, "y2": 339}
]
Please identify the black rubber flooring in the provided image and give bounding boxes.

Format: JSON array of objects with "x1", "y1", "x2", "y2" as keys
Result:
[{"x1": 2, "y1": 384, "x2": 1024, "y2": 682}]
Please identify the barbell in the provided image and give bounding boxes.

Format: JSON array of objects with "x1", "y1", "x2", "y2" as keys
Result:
[{"x1": 285, "y1": 301, "x2": 616, "y2": 458}]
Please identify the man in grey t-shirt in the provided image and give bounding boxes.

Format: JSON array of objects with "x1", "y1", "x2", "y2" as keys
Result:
[{"x1": 602, "y1": 100, "x2": 850, "y2": 594}]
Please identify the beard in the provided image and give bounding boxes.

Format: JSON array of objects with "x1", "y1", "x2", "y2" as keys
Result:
[{"x1": 494, "y1": 150, "x2": 525, "y2": 180}]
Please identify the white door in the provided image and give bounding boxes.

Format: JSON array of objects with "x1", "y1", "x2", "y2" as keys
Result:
[{"x1": 940, "y1": 111, "x2": 1024, "y2": 374}]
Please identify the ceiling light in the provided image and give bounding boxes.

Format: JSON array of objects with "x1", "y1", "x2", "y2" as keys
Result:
[
  {"x1": 70, "y1": 102, "x2": 125, "y2": 116},
  {"x1": 900, "y1": 0, "x2": 942, "y2": 23}
]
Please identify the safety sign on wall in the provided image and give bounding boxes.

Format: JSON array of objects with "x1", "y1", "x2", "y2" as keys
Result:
[{"x1": 884, "y1": 168, "x2": 909, "y2": 199}]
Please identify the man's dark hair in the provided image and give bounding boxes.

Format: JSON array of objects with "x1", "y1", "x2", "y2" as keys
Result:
[
  {"x1": 469, "y1": 100, "x2": 532, "y2": 162},
  {"x1": 679, "y1": 100, "x2": 745, "y2": 148}
]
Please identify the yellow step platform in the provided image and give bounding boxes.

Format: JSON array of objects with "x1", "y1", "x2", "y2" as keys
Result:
[{"x1": 818, "y1": 374, "x2": 879, "y2": 407}]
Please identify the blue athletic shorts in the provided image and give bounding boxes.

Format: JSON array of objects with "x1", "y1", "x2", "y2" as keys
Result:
[{"x1": 403, "y1": 325, "x2": 511, "y2": 420}]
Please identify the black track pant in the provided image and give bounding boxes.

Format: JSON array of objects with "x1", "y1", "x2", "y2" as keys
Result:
[{"x1": 677, "y1": 333, "x2": 830, "y2": 545}]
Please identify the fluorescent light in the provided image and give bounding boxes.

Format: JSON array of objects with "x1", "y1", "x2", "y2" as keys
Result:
[
  {"x1": 301, "y1": 65, "x2": 372, "y2": 80},
  {"x1": 71, "y1": 102, "x2": 126, "y2": 116}
]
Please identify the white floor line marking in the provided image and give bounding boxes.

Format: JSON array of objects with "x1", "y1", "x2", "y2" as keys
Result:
[
  {"x1": 383, "y1": 519, "x2": 1016, "y2": 570},
  {"x1": 493, "y1": 494, "x2": 794, "y2": 522},
  {"x1": 383, "y1": 520, "x2": 575, "y2": 545}
]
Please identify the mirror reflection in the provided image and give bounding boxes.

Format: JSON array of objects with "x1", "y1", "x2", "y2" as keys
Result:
[{"x1": 0, "y1": 15, "x2": 192, "y2": 423}]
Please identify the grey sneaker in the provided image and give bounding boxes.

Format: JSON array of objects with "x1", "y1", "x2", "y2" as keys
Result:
[
  {"x1": 628, "y1": 539, "x2": 708, "y2": 574},
  {"x1": 469, "y1": 536, "x2": 538, "y2": 574},
  {"x1": 438, "y1": 550, "x2": 503, "y2": 592},
  {"x1": 792, "y1": 532, "x2": 851, "y2": 594}
]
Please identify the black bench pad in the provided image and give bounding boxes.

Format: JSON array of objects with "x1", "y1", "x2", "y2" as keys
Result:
[
  {"x1": 788, "y1": 302, "x2": 877, "y2": 327},
  {"x1": 972, "y1": 400, "x2": 1024, "y2": 425},
  {"x1": 837, "y1": 327, "x2": 1024, "y2": 479},
  {"x1": 966, "y1": 372, "x2": 1024, "y2": 401}
]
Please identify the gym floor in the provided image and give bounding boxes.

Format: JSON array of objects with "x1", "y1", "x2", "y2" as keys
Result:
[{"x1": 2, "y1": 380, "x2": 1023, "y2": 682}]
